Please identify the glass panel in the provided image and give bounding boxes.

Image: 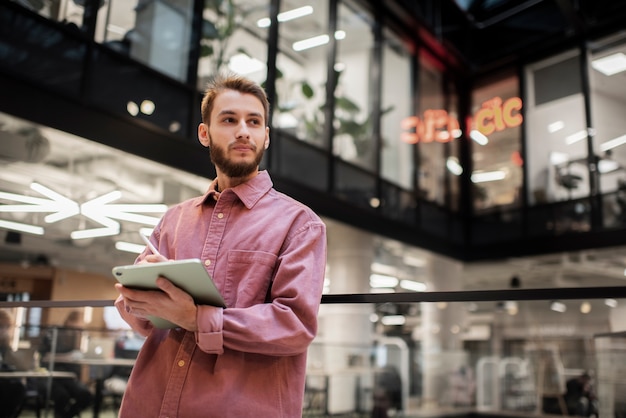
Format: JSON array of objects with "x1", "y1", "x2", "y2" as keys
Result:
[
  {"x1": 471, "y1": 71, "x2": 523, "y2": 212},
  {"x1": 416, "y1": 50, "x2": 446, "y2": 205},
  {"x1": 589, "y1": 35, "x2": 626, "y2": 229},
  {"x1": 381, "y1": 27, "x2": 413, "y2": 190},
  {"x1": 381, "y1": 181, "x2": 416, "y2": 225},
  {"x1": 2, "y1": 289, "x2": 625, "y2": 415},
  {"x1": 525, "y1": 50, "x2": 588, "y2": 206},
  {"x1": 272, "y1": 130, "x2": 329, "y2": 192},
  {"x1": 274, "y1": 0, "x2": 330, "y2": 148},
  {"x1": 334, "y1": 160, "x2": 377, "y2": 211},
  {"x1": 332, "y1": 0, "x2": 375, "y2": 171},
  {"x1": 446, "y1": 81, "x2": 462, "y2": 212},
  {"x1": 0, "y1": 305, "x2": 142, "y2": 417},
  {"x1": 88, "y1": 46, "x2": 192, "y2": 135},
  {"x1": 98, "y1": 0, "x2": 195, "y2": 82},
  {"x1": 198, "y1": 0, "x2": 269, "y2": 89},
  {"x1": 8, "y1": 0, "x2": 86, "y2": 24},
  {"x1": 0, "y1": 4, "x2": 86, "y2": 97}
]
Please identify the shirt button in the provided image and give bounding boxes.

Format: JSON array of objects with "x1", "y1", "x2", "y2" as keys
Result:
[
  {"x1": 178, "y1": 360, "x2": 185, "y2": 367},
  {"x1": 204, "y1": 259, "x2": 211, "y2": 266},
  {"x1": 217, "y1": 213, "x2": 224, "y2": 219}
]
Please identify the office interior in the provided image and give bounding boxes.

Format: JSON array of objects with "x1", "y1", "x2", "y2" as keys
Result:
[{"x1": 1, "y1": 0, "x2": 626, "y2": 416}]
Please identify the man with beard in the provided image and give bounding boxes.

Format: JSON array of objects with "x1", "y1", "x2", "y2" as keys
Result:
[{"x1": 114, "y1": 73, "x2": 327, "y2": 417}]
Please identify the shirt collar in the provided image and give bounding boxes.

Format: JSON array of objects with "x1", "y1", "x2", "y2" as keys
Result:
[{"x1": 199, "y1": 171, "x2": 273, "y2": 209}]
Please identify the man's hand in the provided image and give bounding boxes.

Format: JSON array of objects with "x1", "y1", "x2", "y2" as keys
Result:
[{"x1": 115, "y1": 277, "x2": 198, "y2": 331}]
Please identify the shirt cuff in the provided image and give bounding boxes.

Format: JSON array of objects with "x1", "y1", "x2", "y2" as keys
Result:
[{"x1": 195, "y1": 305, "x2": 224, "y2": 354}]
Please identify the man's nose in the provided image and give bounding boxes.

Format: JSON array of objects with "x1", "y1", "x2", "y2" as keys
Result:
[{"x1": 236, "y1": 121, "x2": 250, "y2": 138}]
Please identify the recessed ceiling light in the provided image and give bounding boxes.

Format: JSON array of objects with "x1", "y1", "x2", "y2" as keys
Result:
[
  {"x1": 256, "y1": 6, "x2": 313, "y2": 27},
  {"x1": 547, "y1": 121, "x2": 564, "y2": 133},
  {"x1": 592, "y1": 52, "x2": 626, "y2": 76}
]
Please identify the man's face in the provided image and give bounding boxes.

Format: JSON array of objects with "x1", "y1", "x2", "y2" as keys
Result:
[{"x1": 200, "y1": 90, "x2": 269, "y2": 178}]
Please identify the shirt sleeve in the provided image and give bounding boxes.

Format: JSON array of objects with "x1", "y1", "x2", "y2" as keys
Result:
[{"x1": 194, "y1": 220, "x2": 326, "y2": 356}]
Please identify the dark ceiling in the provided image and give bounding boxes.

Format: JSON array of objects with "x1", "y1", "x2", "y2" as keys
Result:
[{"x1": 400, "y1": 0, "x2": 626, "y2": 74}]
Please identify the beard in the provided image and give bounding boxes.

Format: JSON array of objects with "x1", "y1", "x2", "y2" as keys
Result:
[{"x1": 209, "y1": 134, "x2": 265, "y2": 178}]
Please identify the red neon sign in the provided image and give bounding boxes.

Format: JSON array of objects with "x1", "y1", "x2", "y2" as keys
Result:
[{"x1": 401, "y1": 96, "x2": 523, "y2": 144}]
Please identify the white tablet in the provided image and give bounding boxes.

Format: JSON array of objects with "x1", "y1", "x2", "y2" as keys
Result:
[{"x1": 112, "y1": 258, "x2": 226, "y2": 329}]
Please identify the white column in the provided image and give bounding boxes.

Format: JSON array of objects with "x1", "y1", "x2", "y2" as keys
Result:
[
  {"x1": 315, "y1": 220, "x2": 374, "y2": 414},
  {"x1": 419, "y1": 253, "x2": 467, "y2": 409}
]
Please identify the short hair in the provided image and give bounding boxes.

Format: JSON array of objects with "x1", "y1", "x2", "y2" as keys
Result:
[{"x1": 200, "y1": 73, "x2": 269, "y2": 126}]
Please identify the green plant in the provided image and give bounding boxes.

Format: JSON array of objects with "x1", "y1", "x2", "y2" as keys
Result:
[{"x1": 201, "y1": 0, "x2": 256, "y2": 74}]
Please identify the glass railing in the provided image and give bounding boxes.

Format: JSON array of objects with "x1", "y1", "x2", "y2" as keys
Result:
[{"x1": 2, "y1": 287, "x2": 626, "y2": 417}]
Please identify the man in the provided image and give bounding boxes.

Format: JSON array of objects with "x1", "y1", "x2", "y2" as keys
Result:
[
  {"x1": 37, "y1": 310, "x2": 94, "y2": 418},
  {"x1": 564, "y1": 372, "x2": 598, "y2": 417},
  {"x1": 115, "y1": 73, "x2": 327, "y2": 417},
  {"x1": 0, "y1": 309, "x2": 26, "y2": 418}
]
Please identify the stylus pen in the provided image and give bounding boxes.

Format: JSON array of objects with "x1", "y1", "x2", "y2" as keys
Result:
[{"x1": 140, "y1": 233, "x2": 162, "y2": 257}]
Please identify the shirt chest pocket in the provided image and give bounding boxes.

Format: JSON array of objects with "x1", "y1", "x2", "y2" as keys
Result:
[{"x1": 224, "y1": 250, "x2": 277, "y2": 307}]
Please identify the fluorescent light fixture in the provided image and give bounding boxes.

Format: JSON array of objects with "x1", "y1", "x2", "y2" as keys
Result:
[
  {"x1": 293, "y1": 34, "x2": 328, "y2": 51},
  {"x1": 399, "y1": 280, "x2": 427, "y2": 292},
  {"x1": 256, "y1": 6, "x2": 313, "y2": 27},
  {"x1": 0, "y1": 219, "x2": 44, "y2": 235},
  {"x1": 598, "y1": 159, "x2": 620, "y2": 174},
  {"x1": 228, "y1": 53, "x2": 266, "y2": 75},
  {"x1": 115, "y1": 241, "x2": 145, "y2": 254},
  {"x1": 591, "y1": 52, "x2": 626, "y2": 76},
  {"x1": 71, "y1": 225, "x2": 120, "y2": 240},
  {"x1": 605, "y1": 298, "x2": 618, "y2": 308},
  {"x1": 381, "y1": 315, "x2": 405, "y2": 326},
  {"x1": 470, "y1": 130, "x2": 488, "y2": 145},
  {"x1": 402, "y1": 254, "x2": 426, "y2": 267},
  {"x1": 547, "y1": 121, "x2": 564, "y2": 133},
  {"x1": 0, "y1": 183, "x2": 167, "y2": 240},
  {"x1": 446, "y1": 157, "x2": 463, "y2": 175},
  {"x1": 600, "y1": 134, "x2": 626, "y2": 152},
  {"x1": 471, "y1": 170, "x2": 506, "y2": 183},
  {"x1": 565, "y1": 130, "x2": 588, "y2": 145},
  {"x1": 293, "y1": 31, "x2": 345, "y2": 52},
  {"x1": 371, "y1": 262, "x2": 397, "y2": 276},
  {"x1": 550, "y1": 301, "x2": 566, "y2": 313},
  {"x1": 370, "y1": 273, "x2": 399, "y2": 288},
  {"x1": 550, "y1": 151, "x2": 569, "y2": 165}
]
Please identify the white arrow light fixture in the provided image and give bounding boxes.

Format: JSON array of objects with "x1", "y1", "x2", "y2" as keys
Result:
[{"x1": 0, "y1": 182, "x2": 167, "y2": 239}]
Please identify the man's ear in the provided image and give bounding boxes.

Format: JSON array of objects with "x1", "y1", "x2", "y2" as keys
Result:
[
  {"x1": 264, "y1": 127, "x2": 270, "y2": 149},
  {"x1": 198, "y1": 123, "x2": 210, "y2": 147}
]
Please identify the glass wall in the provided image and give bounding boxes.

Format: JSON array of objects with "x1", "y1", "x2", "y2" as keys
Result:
[
  {"x1": 588, "y1": 35, "x2": 626, "y2": 229},
  {"x1": 416, "y1": 50, "x2": 446, "y2": 205},
  {"x1": 381, "y1": 27, "x2": 413, "y2": 190},
  {"x1": 331, "y1": 0, "x2": 375, "y2": 171},
  {"x1": 471, "y1": 71, "x2": 523, "y2": 212},
  {"x1": 2, "y1": 293, "x2": 625, "y2": 417},
  {"x1": 198, "y1": 0, "x2": 270, "y2": 88},
  {"x1": 273, "y1": 0, "x2": 331, "y2": 149},
  {"x1": 524, "y1": 50, "x2": 592, "y2": 235}
]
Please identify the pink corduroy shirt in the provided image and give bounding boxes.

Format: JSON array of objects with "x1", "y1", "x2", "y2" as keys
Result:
[{"x1": 115, "y1": 171, "x2": 327, "y2": 418}]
